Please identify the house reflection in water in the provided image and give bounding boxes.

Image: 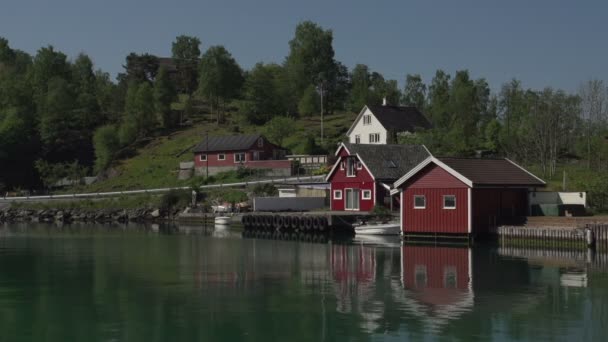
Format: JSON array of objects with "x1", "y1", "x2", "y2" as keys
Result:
[{"x1": 398, "y1": 245, "x2": 474, "y2": 333}]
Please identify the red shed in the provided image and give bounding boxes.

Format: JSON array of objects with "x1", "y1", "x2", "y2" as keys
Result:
[
  {"x1": 393, "y1": 157, "x2": 545, "y2": 235},
  {"x1": 326, "y1": 143, "x2": 430, "y2": 212}
]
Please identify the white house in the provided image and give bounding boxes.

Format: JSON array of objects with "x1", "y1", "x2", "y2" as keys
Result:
[{"x1": 346, "y1": 102, "x2": 432, "y2": 144}]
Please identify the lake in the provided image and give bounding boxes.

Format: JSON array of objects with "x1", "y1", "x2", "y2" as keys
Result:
[{"x1": 0, "y1": 223, "x2": 606, "y2": 341}]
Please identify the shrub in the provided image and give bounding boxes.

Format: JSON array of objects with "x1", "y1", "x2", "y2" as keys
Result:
[
  {"x1": 118, "y1": 120, "x2": 138, "y2": 146},
  {"x1": 93, "y1": 125, "x2": 121, "y2": 172},
  {"x1": 160, "y1": 189, "x2": 191, "y2": 212},
  {"x1": 252, "y1": 183, "x2": 278, "y2": 197}
]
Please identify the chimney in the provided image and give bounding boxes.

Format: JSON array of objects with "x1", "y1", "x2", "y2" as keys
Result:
[{"x1": 382, "y1": 97, "x2": 387, "y2": 106}]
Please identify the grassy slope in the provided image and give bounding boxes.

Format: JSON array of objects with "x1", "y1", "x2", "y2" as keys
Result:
[{"x1": 73, "y1": 110, "x2": 356, "y2": 192}]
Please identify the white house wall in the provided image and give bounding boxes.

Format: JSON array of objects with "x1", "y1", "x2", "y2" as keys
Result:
[{"x1": 347, "y1": 108, "x2": 387, "y2": 144}]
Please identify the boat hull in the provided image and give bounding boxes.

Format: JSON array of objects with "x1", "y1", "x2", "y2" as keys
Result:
[{"x1": 355, "y1": 223, "x2": 400, "y2": 236}]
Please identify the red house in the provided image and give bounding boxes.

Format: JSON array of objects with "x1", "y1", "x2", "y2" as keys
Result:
[
  {"x1": 193, "y1": 134, "x2": 291, "y2": 177},
  {"x1": 326, "y1": 143, "x2": 430, "y2": 211},
  {"x1": 393, "y1": 157, "x2": 545, "y2": 235}
]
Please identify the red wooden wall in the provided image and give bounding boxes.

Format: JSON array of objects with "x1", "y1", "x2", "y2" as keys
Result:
[
  {"x1": 472, "y1": 188, "x2": 528, "y2": 233},
  {"x1": 193, "y1": 137, "x2": 286, "y2": 168},
  {"x1": 401, "y1": 164, "x2": 469, "y2": 234},
  {"x1": 401, "y1": 246, "x2": 470, "y2": 291}
]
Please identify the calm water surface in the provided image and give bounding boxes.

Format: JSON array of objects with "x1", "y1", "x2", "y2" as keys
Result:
[{"x1": 0, "y1": 223, "x2": 607, "y2": 341}]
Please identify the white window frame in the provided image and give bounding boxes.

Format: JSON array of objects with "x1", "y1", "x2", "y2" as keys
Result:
[
  {"x1": 414, "y1": 195, "x2": 426, "y2": 209},
  {"x1": 443, "y1": 195, "x2": 456, "y2": 209},
  {"x1": 346, "y1": 157, "x2": 356, "y2": 177},
  {"x1": 362, "y1": 190, "x2": 372, "y2": 200},
  {"x1": 199, "y1": 154, "x2": 207, "y2": 162},
  {"x1": 340, "y1": 160, "x2": 344, "y2": 170},
  {"x1": 333, "y1": 190, "x2": 342, "y2": 200},
  {"x1": 356, "y1": 161, "x2": 362, "y2": 170},
  {"x1": 217, "y1": 153, "x2": 226, "y2": 161},
  {"x1": 234, "y1": 152, "x2": 246, "y2": 163},
  {"x1": 355, "y1": 135, "x2": 360, "y2": 144},
  {"x1": 363, "y1": 115, "x2": 372, "y2": 125},
  {"x1": 369, "y1": 133, "x2": 380, "y2": 143}
]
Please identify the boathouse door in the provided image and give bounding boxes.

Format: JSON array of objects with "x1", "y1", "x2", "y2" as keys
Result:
[{"x1": 345, "y1": 188, "x2": 360, "y2": 211}]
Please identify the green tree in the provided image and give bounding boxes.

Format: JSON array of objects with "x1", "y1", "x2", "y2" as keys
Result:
[
  {"x1": 154, "y1": 66, "x2": 177, "y2": 128},
  {"x1": 264, "y1": 116, "x2": 295, "y2": 147},
  {"x1": 171, "y1": 35, "x2": 201, "y2": 94},
  {"x1": 239, "y1": 62, "x2": 286, "y2": 124},
  {"x1": 427, "y1": 70, "x2": 451, "y2": 127},
  {"x1": 71, "y1": 53, "x2": 101, "y2": 129},
  {"x1": 93, "y1": 125, "x2": 120, "y2": 172},
  {"x1": 124, "y1": 82, "x2": 156, "y2": 138},
  {"x1": 285, "y1": 21, "x2": 336, "y2": 100},
  {"x1": 402, "y1": 74, "x2": 426, "y2": 109},
  {"x1": 298, "y1": 85, "x2": 320, "y2": 116},
  {"x1": 39, "y1": 77, "x2": 78, "y2": 157},
  {"x1": 117, "y1": 53, "x2": 159, "y2": 85},
  {"x1": 349, "y1": 64, "x2": 372, "y2": 112},
  {"x1": 197, "y1": 45, "x2": 244, "y2": 123}
]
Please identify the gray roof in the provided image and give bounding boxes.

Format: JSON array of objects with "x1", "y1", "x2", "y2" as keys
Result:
[
  {"x1": 344, "y1": 143, "x2": 431, "y2": 180},
  {"x1": 368, "y1": 105, "x2": 432, "y2": 132},
  {"x1": 438, "y1": 157, "x2": 545, "y2": 186},
  {"x1": 193, "y1": 134, "x2": 262, "y2": 153}
]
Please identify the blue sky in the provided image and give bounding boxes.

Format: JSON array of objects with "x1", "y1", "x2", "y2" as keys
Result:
[{"x1": 1, "y1": 0, "x2": 606, "y2": 92}]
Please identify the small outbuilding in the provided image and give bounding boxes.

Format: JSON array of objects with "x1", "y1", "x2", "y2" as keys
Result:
[{"x1": 393, "y1": 157, "x2": 545, "y2": 236}]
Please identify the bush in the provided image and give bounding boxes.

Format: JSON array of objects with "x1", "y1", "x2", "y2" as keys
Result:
[
  {"x1": 118, "y1": 120, "x2": 138, "y2": 146},
  {"x1": 160, "y1": 189, "x2": 191, "y2": 212},
  {"x1": 298, "y1": 85, "x2": 320, "y2": 117},
  {"x1": 252, "y1": 183, "x2": 278, "y2": 197},
  {"x1": 93, "y1": 125, "x2": 121, "y2": 172},
  {"x1": 371, "y1": 205, "x2": 391, "y2": 221}
]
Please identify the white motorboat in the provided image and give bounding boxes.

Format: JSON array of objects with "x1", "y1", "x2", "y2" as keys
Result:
[
  {"x1": 354, "y1": 222, "x2": 400, "y2": 235},
  {"x1": 214, "y1": 216, "x2": 231, "y2": 225}
]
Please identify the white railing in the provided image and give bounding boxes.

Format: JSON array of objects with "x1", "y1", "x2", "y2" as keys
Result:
[{"x1": 1, "y1": 175, "x2": 327, "y2": 202}]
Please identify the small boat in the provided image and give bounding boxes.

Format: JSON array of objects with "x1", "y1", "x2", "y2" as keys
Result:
[
  {"x1": 354, "y1": 222, "x2": 400, "y2": 235},
  {"x1": 214, "y1": 216, "x2": 231, "y2": 225}
]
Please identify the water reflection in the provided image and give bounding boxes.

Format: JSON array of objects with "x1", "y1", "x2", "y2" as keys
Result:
[{"x1": 0, "y1": 224, "x2": 607, "y2": 341}]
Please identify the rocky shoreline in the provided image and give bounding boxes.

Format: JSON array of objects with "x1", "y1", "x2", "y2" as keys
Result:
[{"x1": 0, "y1": 207, "x2": 185, "y2": 224}]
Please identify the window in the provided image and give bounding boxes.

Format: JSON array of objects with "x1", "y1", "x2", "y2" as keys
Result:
[
  {"x1": 356, "y1": 161, "x2": 362, "y2": 170},
  {"x1": 346, "y1": 157, "x2": 356, "y2": 177},
  {"x1": 363, "y1": 115, "x2": 372, "y2": 125},
  {"x1": 257, "y1": 138, "x2": 264, "y2": 147},
  {"x1": 362, "y1": 190, "x2": 372, "y2": 200},
  {"x1": 234, "y1": 152, "x2": 246, "y2": 163},
  {"x1": 369, "y1": 133, "x2": 380, "y2": 143},
  {"x1": 443, "y1": 195, "x2": 456, "y2": 209},
  {"x1": 414, "y1": 195, "x2": 426, "y2": 209},
  {"x1": 355, "y1": 135, "x2": 360, "y2": 144},
  {"x1": 199, "y1": 154, "x2": 207, "y2": 162},
  {"x1": 333, "y1": 190, "x2": 342, "y2": 200},
  {"x1": 415, "y1": 265, "x2": 427, "y2": 288},
  {"x1": 218, "y1": 153, "x2": 226, "y2": 161},
  {"x1": 252, "y1": 151, "x2": 260, "y2": 161},
  {"x1": 340, "y1": 160, "x2": 345, "y2": 170}
]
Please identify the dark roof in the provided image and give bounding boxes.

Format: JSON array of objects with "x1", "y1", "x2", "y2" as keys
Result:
[
  {"x1": 368, "y1": 105, "x2": 432, "y2": 132},
  {"x1": 438, "y1": 158, "x2": 545, "y2": 186},
  {"x1": 344, "y1": 143, "x2": 431, "y2": 180},
  {"x1": 193, "y1": 134, "x2": 262, "y2": 153}
]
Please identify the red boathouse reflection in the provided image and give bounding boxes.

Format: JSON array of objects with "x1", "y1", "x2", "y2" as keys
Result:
[{"x1": 398, "y1": 245, "x2": 474, "y2": 332}]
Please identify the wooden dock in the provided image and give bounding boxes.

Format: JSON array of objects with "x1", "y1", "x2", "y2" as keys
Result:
[{"x1": 494, "y1": 224, "x2": 608, "y2": 251}]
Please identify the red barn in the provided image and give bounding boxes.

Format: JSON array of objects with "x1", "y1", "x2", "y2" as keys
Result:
[
  {"x1": 193, "y1": 134, "x2": 291, "y2": 177},
  {"x1": 326, "y1": 143, "x2": 430, "y2": 211},
  {"x1": 393, "y1": 157, "x2": 545, "y2": 235}
]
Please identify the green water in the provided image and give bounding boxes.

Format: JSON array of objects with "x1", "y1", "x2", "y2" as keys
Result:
[{"x1": 0, "y1": 223, "x2": 607, "y2": 341}]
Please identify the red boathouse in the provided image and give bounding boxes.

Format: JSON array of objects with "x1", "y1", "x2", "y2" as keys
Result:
[
  {"x1": 393, "y1": 157, "x2": 545, "y2": 235},
  {"x1": 326, "y1": 143, "x2": 430, "y2": 212}
]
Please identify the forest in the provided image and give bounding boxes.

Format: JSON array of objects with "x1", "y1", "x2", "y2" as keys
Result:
[{"x1": 0, "y1": 21, "x2": 607, "y2": 210}]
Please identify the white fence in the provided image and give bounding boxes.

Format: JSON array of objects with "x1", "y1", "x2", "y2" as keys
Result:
[{"x1": 1, "y1": 175, "x2": 326, "y2": 202}]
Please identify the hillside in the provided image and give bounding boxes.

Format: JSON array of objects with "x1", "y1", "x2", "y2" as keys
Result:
[{"x1": 71, "y1": 110, "x2": 356, "y2": 193}]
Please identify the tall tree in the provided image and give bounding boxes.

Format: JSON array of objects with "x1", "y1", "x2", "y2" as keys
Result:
[
  {"x1": 118, "y1": 53, "x2": 160, "y2": 85},
  {"x1": 71, "y1": 53, "x2": 100, "y2": 129},
  {"x1": 171, "y1": 35, "x2": 201, "y2": 94},
  {"x1": 402, "y1": 74, "x2": 426, "y2": 109},
  {"x1": 239, "y1": 62, "x2": 286, "y2": 124},
  {"x1": 197, "y1": 45, "x2": 244, "y2": 123},
  {"x1": 427, "y1": 70, "x2": 451, "y2": 127},
  {"x1": 578, "y1": 79, "x2": 607, "y2": 169},
  {"x1": 124, "y1": 82, "x2": 156, "y2": 138},
  {"x1": 348, "y1": 64, "x2": 372, "y2": 112},
  {"x1": 154, "y1": 65, "x2": 177, "y2": 128}
]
